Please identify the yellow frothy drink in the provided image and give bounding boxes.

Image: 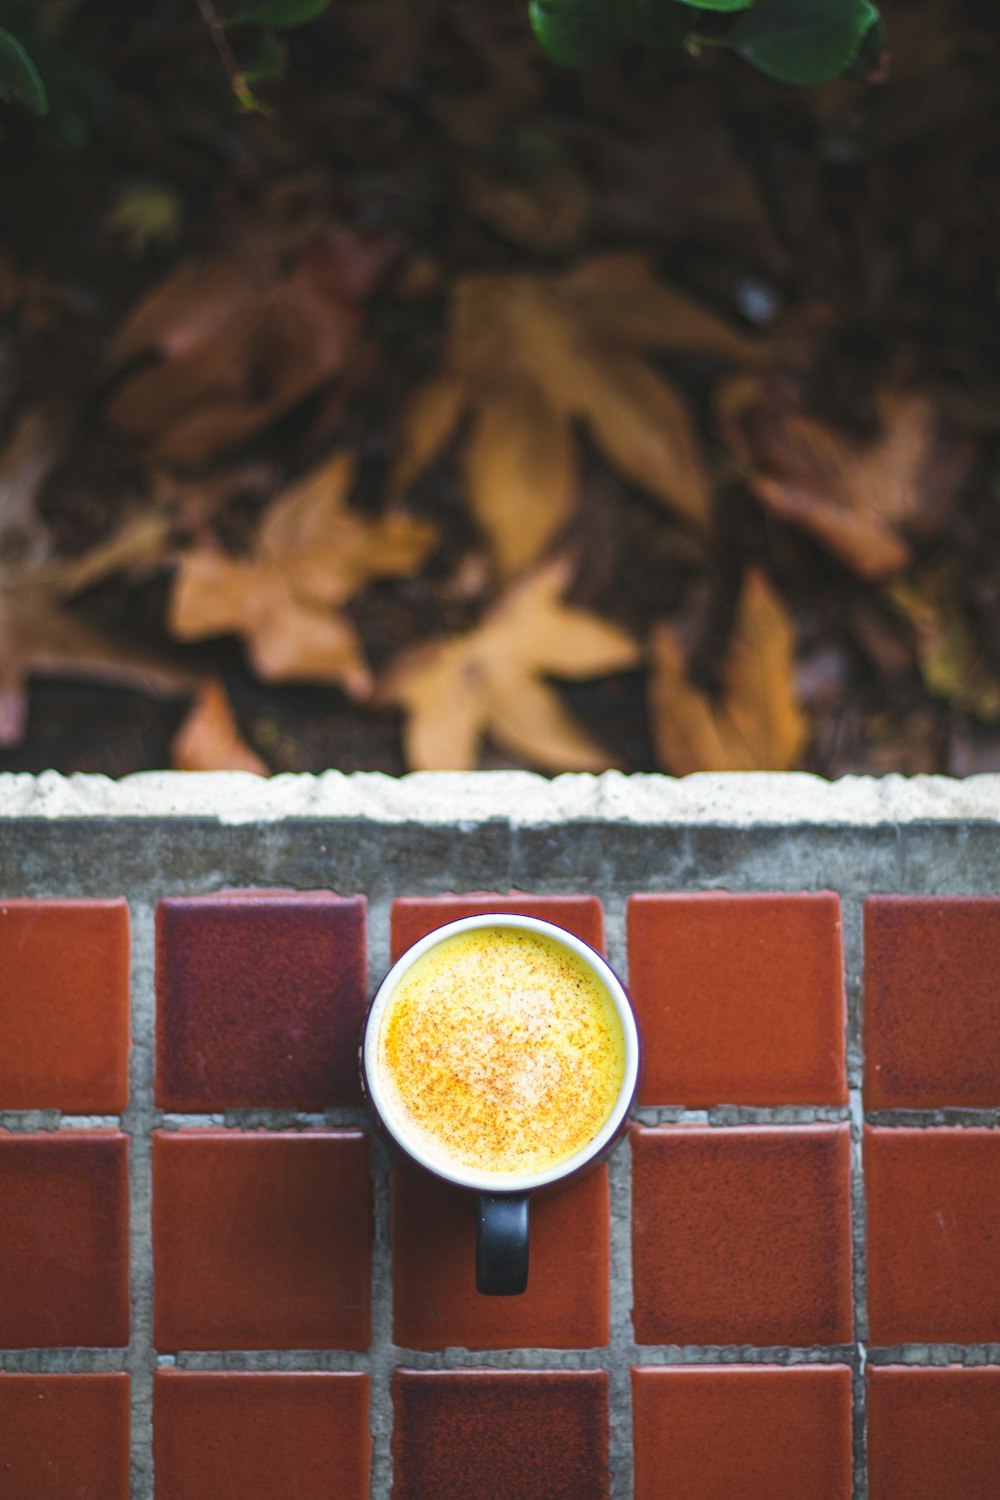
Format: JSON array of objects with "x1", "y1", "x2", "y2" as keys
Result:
[{"x1": 377, "y1": 925, "x2": 626, "y2": 1177}]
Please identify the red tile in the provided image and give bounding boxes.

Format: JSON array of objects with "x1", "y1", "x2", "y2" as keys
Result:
[
  {"x1": 627, "y1": 893, "x2": 846, "y2": 1106},
  {"x1": 632, "y1": 1365, "x2": 853, "y2": 1500},
  {"x1": 391, "y1": 1369, "x2": 609, "y2": 1500},
  {"x1": 864, "y1": 897, "x2": 1000, "y2": 1108},
  {"x1": 152, "y1": 1129, "x2": 371, "y2": 1350},
  {"x1": 0, "y1": 1374, "x2": 129, "y2": 1500},
  {"x1": 155, "y1": 892, "x2": 367, "y2": 1109},
  {"x1": 154, "y1": 1370, "x2": 370, "y2": 1500},
  {"x1": 868, "y1": 1366, "x2": 1000, "y2": 1500},
  {"x1": 865, "y1": 1127, "x2": 1000, "y2": 1343},
  {"x1": 0, "y1": 1132, "x2": 129, "y2": 1348},
  {"x1": 390, "y1": 895, "x2": 605, "y2": 962},
  {"x1": 392, "y1": 1163, "x2": 609, "y2": 1349},
  {"x1": 632, "y1": 1125, "x2": 853, "y2": 1347},
  {"x1": 0, "y1": 899, "x2": 130, "y2": 1111}
]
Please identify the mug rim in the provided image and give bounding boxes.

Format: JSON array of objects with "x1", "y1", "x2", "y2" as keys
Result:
[{"x1": 362, "y1": 912, "x2": 640, "y2": 1194}]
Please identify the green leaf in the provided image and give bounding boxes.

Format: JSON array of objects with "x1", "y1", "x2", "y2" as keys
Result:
[
  {"x1": 842, "y1": 13, "x2": 886, "y2": 78},
  {"x1": 29, "y1": 39, "x2": 110, "y2": 146},
  {"x1": 241, "y1": 28, "x2": 288, "y2": 82},
  {"x1": 0, "y1": 25, "x2": 47, "y2": 113},
  {"x1": 672, "y1": 0, "x2": 753, "y2": 11},
  {"x1": 724, "y1": 0, "x2": 880, "y2": 84},
  {"x1": 229, "y1": 0, "x2": 330, "y2": 29},
  {"x1": 529, "y1": 0, "x2": 623, "y2": 65}
]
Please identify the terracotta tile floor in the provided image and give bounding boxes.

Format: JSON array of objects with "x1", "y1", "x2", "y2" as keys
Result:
[{"x1": 1, "y1": 885, "x2": 998, "y2": 1497}]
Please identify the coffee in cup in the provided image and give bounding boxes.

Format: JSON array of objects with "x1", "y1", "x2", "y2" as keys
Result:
[
  {"x1": 376, "y1": 924, "x2": 626, "y2": 1180},
  {"x1": 362, "y1": 914, "x2": 640, "y2": 1295}
]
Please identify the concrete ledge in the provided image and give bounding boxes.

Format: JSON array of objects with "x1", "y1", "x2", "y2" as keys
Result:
[{"x1": 2, "y1": 769, "x2": 1000, "y2": 825}]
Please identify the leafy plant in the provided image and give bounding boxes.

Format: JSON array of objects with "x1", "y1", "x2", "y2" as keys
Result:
[
  {"x1": 529, "y1": 0, "x2": 884, "y2": 84},
  {"x1": 199, "y1": 0, "x2": 333, "y2": 111},
  {"x1": 0, "y1": 0, "x2": 109, "y2": 145}
]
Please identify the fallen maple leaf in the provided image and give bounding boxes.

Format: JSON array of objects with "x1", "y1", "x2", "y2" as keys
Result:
[
  {"x1": 462, "y1": 382, "x2": 575, "y2": 585},
  {"x1": 722, "y1": 381, "x2": 974, "y2": 580},
  {"x1": 0, "y1": 593, "x2": 191, "y2": 746},
  {"x1": 103, "y1": 179, "x2": 398, "y2": 466},
  {"x1": 169, "y1": 449, "x2": 437, "y2": 696},
  {"x1": 0, "y1": 407, "x2": 191, "y2": 744},
  {"x1": 171, "y1": 677, "x2": 269, "y2": 774},
  {"x1": 377, "y1": 556, "x2": 641, "y2": 771},
  {"x1": 392, "y1": 253, "x2": 759, "y2": 579},
  {"x1": 0, "y1": 408, "x2": 64, "y2": 575},
  {"x1": 650, "y1": 568, "x2": 807, "y2": 774}
]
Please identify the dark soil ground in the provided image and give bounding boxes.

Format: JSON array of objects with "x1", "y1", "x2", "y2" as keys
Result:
[{"x1": 2, "y1": 0, "x2": 999, "y2": 778}]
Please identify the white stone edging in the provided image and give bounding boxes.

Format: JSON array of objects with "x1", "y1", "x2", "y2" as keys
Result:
[{"x1": 1, "y1": 769, "x2": 1000, "y2": 824}]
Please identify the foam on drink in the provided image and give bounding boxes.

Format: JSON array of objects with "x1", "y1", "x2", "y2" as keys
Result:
[{"x1": 377, "y1": 926, "x2": 626, "y2": 1178}]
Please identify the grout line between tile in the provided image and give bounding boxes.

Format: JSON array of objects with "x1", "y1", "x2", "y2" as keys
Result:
[
  {"x1": 623, "y1": 1345, "x2": 861, "y2": 1365},
  {"x1": 864, "y1": 1109, "x2": 1000, "y2": 1128},
  {"x1": 841, "y1": 896, "x2": 868, "y2": 1500},
  {"x1": 6, "y1": 1343, "x2": 1000, "y2": 1374},
  {"x1": 124, "y1": 899, "x2": 156, "y2": 1500},
  {"x1": 631, "y1": 1106, "x2": 851, "y2": 1125},
  {"x1": 607, "y1": 1123, "x2": 635, "y2": 1499},
  {"x1": 604, "y1": 895, "x2": 635, "y2": 1500},
  {"x1": 8, "y1": 1104, "x2": 995, "y2": 1133},
  {"x1": 168, "y1": 1350, "x2": 373, "y2": 1371},
  {"x1": 864, "y1": 1345, "x2": 1000, "y2": 1365},
  {"x1": 155, "y1": 1110, "x2": 371, "y2": 1131},
  {"x1": 365, "y1": 893, "x2": 396, "y2": 1500},
  {"x1": 0, "y1": 1350, "x2": 129, "y2": 1373},
  {"x1": 0, "y1": 1112, "x2": 122, "y2": 1131}
]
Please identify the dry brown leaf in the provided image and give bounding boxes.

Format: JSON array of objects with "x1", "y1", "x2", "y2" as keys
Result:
[
  {"x1": 169, "y1": 450, "x2": 437, "y2": 697},
  {"x1": 171, "y1": 678, "x2": 269, "y2": 774},
  {"x1": 104, "y1": 184, "x2": 398, "y2": 466},
  {"x1": 394, "y1": 254, "x2": 759, "y2": 578},
  {"x1": 377, "y1": 556, "x2": 640, "y2": 771},
  {"x1": 461, "y1": 161, "x2": 591, "y2": 254},
  {"x1": 650, "y1": 568, "x2": 807, "y2": 774},
  {"x1": 47, "y1": 509, "x2": 174, "y2": 595},
  {"x1": 388, "y1": 375, "x2": 465, "y2": 501},
  {"x1": 0, "y1": 592, "x2": 192, "y2": 746},
  {"x1": 0, "y1": 408, "x2": 65, "y2": 577},
  {"x1": 724, "y1": 383, "x2": 974, "y2": 580},
  {"x1": 558, "y1": 254, "x2": 762, "y2": 365},
  {"x1": 462, "y1": 385, "x2": 575, "y2": 582},
  {"x1": 571, "y1": 353, "x2": 710, "y2": 524},
  {"x1": 0, "y1": 406, "x2": 192, "y2": 743}
]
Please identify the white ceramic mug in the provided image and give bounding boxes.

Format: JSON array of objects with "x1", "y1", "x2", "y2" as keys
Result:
[{"x1": 361, "y1": 913, "x2": 640, "y2": 1294}]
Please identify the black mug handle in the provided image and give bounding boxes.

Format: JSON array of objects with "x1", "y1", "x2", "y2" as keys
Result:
[{"x1": 476, "y1": 1194, "x2": 529, "y2": 1295}]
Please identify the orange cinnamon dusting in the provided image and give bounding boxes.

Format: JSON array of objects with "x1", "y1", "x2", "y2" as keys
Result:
[{"x1": 378, "y1": 926, "x2": 625, "y2": 1177}]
